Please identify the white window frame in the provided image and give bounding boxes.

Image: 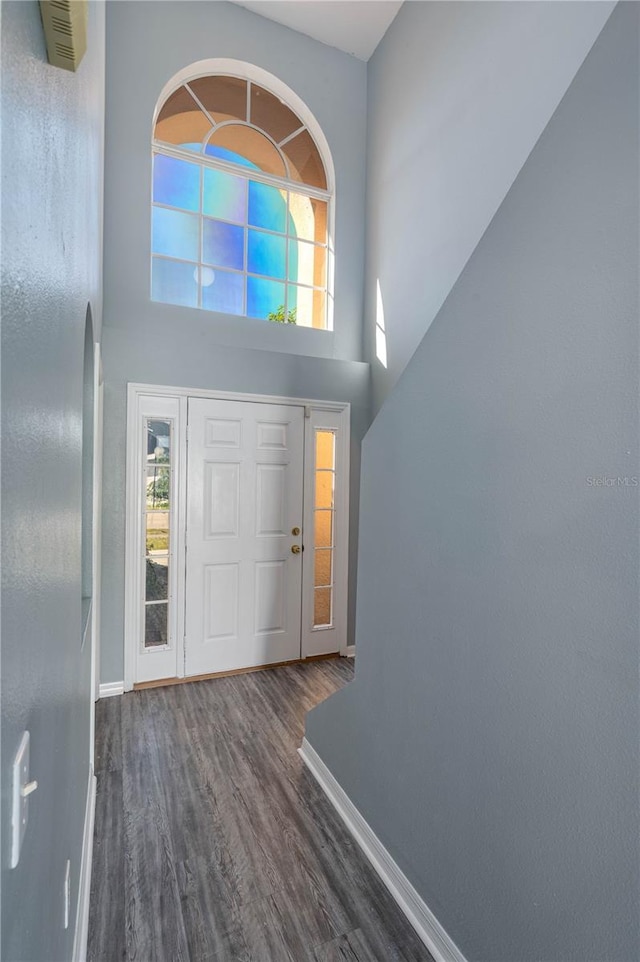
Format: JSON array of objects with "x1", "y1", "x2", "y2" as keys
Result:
[
  {"x1": 301, "y1": 408, "x2": 350, "y2": 656},
  {"x1": 151, "y1": 59, "x2": 335, "y2": 331},
  {"x1": 124, "y1": 383, "x2": 350, "y2": 691},
  {"x1": 125, "y1": 393, "x2": 187, "y2": 686}
]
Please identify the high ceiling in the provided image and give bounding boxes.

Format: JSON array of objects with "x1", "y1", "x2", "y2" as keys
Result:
[{"x1": 228, "y1": 1, "x2": 403, "y2": 61}]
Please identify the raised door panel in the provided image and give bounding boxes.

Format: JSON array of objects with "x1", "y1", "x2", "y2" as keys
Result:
[
  {"x1": 204, "y1": 563, "x2": 239, "y2": 642},
  {"x1": 255, "y1": 464, "x2": 287, "y2": 537},
  {"x1": 255, "y1": 561, "x2": 286, "y2": 635},
  {"x1": 203, "y1": 462, "x2": 240, "y2": 539},
  {"x1": 204, "y1": 417, "x2": 242, "y2": 448}
]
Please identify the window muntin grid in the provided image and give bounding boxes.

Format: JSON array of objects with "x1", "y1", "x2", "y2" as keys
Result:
[{"x1": 152, "y1": 76, "x2": 331, "y2": 328}]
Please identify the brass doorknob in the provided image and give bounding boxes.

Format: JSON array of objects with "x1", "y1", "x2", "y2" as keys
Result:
[
  {"x1": 291, "y1": 526, "x2": 301, "y2": 536},
  {"x1": 291, "y1": 544, "x2": 301, "y2": 554}
]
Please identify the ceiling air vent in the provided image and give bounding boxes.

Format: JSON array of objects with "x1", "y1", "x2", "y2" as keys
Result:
[{"x1": 39, "y1": 0, "x2": 87, "y2": 72}]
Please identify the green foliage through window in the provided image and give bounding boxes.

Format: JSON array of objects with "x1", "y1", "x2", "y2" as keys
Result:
[{"x1": 267, "y1": 305, "x2": 297, "y2": 325}]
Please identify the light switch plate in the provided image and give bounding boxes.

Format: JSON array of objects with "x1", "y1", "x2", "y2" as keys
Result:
[{"x1": 11, "y1": 731, "x2": 30, "y2": 869}]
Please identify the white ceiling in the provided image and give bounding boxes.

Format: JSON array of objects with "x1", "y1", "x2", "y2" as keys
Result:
[{"x1": 229, "y1": 1, "x2": 403, "y2": 61}]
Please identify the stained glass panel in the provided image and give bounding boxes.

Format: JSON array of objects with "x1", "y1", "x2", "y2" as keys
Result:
[
  {"x1": 153, "y1": 76, "x2": 330, "y2": 328},
  {"x1": 153, "y1": 155, "x2": 200, "y2": 212},
  {"x1": 204, "y1": 145, "x2": 258, "y2": 170},
  {"x1": 247, "y1": 276, "x2": 285, "y2": 319},
  {"x1": 206, "y1": 126, "x2": 286, "y2": 178},
  {"x1": 151, "y1": 257, "x2": 198, "y2": 307},
  {"x1": 203, "y1": 168, "x2": 247, "y2": 223},
  {"x1": 248, "y1": 230, "x2": 286, "y2": 280},
  {"x1": 202, "y1": 269, "x2": 244, "y2": 315},
  {"x1": 152, "y1": 207, "x2": 199, "y2": 261},
  {"x1": 203, "y1": 219, "x2": 244, "y2": 270},
  {"x1": 248, "y1": 181, "x2": 287, "y2": 233}
]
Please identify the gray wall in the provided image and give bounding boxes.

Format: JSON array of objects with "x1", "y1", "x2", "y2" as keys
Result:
[
  {"x1": 100, "y1": 316, "x2": 369, "y2": 683},
  {"x1": 100, "y1": 0, "x2": 371, "y2": 684},
  {"x1": 104, "y1": 0, "x2": 367, "y2": 362},
  {"x1": 307, "y1": 5, "x2": 639, "y2": 961},
  {"x1": 365, "y1": 0, "x2": 615, "y2": 414},
  {"x1": 1, "y1": 2, "x2": 105, "y2": 959}
]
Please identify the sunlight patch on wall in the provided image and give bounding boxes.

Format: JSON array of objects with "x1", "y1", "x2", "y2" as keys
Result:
[{"x1": 375, "y1": 279, "x2": 388, "y2": 368}]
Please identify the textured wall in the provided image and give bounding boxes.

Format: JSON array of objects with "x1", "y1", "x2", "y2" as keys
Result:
[
  {"x1": 365, "y1": 0, "x2": 615, "y2": 414},
  {"x1": 1, "y1": 2, "x2": 105, "y2": 959},
  {"x1": 104, "y1": 0, "x2": 367, "y2": 362},
  {"x1": 307, "y1": 5, "x2": 639, "y2": 960}
]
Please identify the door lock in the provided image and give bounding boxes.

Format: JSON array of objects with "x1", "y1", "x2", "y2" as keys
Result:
[{"x1": 291, "y1": 527, "x2": 301, "y2": 536}]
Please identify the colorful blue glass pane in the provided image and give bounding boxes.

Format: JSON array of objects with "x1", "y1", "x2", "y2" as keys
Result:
[
  {"x1": 248, "y1": 182, "x2": 287, "y2": 233},
  {"x1": 153, "y1": 155, "x2": 200, "y2": 212},
  {"x1": 152, "y1": 207, "x2": 199, "y2": 261},
  {"x1": 151, "y1": 257, "x2": 198, "y2": 308},
  {"x1": 204, "y1": 145, "x2": 258, "y2": 170},
  {"x1": 203, "y1": 219, "x2": 244, "y2": 270},
  {"x1": 201, "y1": 269, "x2": 244, "y2": 315},
  {"x1": 248, "y1": 230, "x2": 286, "y2": 280},
  {"x1": 247, "y1": 277, "x2": 285, "y2": 319},
  {"x1": 203, "y1": 168, "x2": 246, "y2": 223}
]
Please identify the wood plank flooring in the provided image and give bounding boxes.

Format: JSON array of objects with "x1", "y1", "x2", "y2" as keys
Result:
[{"x1": 88, "y1": 659, "x2": 435, "y2": 962}]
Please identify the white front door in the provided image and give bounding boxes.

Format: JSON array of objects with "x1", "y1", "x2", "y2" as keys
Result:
[{"x1": 185, "y1": 397, "x2": 305, "y2": 676}]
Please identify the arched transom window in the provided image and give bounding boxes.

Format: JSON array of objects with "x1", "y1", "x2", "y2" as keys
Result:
[{"x1": 151, "y1": 71, "x2": 332, "y2": 329}]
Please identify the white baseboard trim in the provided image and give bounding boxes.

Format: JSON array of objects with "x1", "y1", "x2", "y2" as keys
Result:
[
  {"x1": 72, "y1": 767, "x2": 97, "y2": 962},
  {"x1": 298, "y1": 738, "x2": 467, "y2": 962},
  {"x1": 99, "y1": 681, "x2": 124, "y2": 698},
  {"x1": 342, "y1": 645, "x2": 356, "y2": 658}
]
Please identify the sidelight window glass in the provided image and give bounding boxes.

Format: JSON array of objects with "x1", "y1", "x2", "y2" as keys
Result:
[
  {"x1": 313, "y1": 430, "x2": 336, "y2": 627},
  {"x1": 144, "y1": 418, "x2": 172, "y2": 648}
]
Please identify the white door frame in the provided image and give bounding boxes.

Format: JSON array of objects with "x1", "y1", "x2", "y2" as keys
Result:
[{"x1": 124, "y1": 382, "x2": 350, "y2": 692}]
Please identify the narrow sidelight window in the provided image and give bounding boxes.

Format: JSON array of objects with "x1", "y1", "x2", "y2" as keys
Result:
[
  {"x1": 144, "y1": 418, "x2": 172, "y2": 647},
  {"x1": 313, "y1": 429, "x2": 336, "y2": 627}
]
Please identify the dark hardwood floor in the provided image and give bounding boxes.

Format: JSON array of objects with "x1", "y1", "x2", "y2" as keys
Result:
[{"x1": 88, "y1": 658, "x2": 434, "y2": 962}]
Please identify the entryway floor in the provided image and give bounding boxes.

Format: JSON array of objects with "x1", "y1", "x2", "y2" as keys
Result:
[{"x1": 88, "y1": 658, "x2": 435, "y2": 961}]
